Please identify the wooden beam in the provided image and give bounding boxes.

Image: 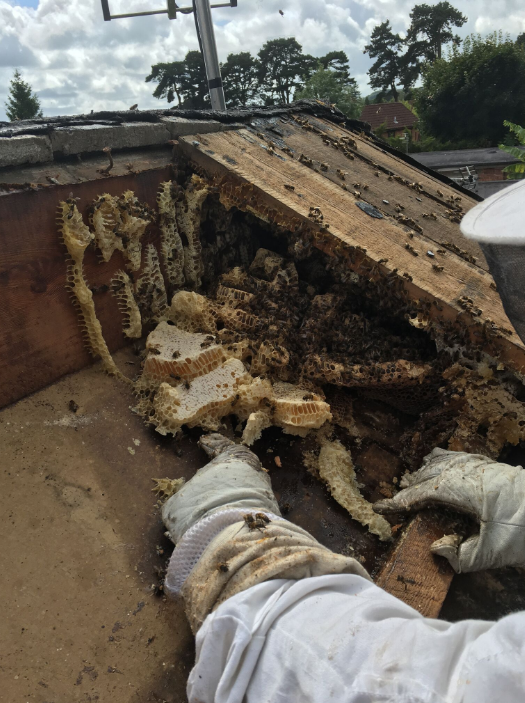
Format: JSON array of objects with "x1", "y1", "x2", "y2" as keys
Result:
[
  {"x1": 178, "y1": 128, "x2": 525, "y2": 375},
  {"x1": 375, "y1": 512, "x2": 455, "y2": 618},
  {"x1": 0, "y1": 169, "x2": 170, "y2": 409}
]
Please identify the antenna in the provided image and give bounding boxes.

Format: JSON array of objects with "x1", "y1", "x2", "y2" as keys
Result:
[{"x1": 100, "y1": 0, "x2": 238, "y2": 110}]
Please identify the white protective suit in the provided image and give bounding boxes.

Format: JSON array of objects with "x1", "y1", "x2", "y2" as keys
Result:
[{"x1": 162, "y1": 437, "x2": 525, "y2": 703}]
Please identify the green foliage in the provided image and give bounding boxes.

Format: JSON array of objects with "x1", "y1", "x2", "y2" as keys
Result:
[
  {"x1": 364, "y1": 21, "x2": 405, "y2": 101},
  {"x1": 295, "y1": 64, "x2": 362, "y2": 118},
  {"x1": 257, "y1": 38, "x2": 316, "y2": 104},
  {"x1": 5, "y1": 69, "x2": 42, "y2": 121},
  {"x1": 499, "y1": 121, "x2": 525, "y2": 178},
  {"x1": 516, "y1": 33, "x2": 525, "y2": 49},
  {"x1": 221, "y1": 52, "x2": 260, "y2": 107},
  {"x1": 406, "y1": 2, "x2": 467, "y2": 62},
  {"x1": 415, "y1": 33, "x2": 525, "y2": 145},
  {"x1": 146, "y1": 51, "x2": 207, "y2": 108}
]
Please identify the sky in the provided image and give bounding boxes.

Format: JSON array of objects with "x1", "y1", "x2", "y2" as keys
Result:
[{"x1": 0, "y1": 0, "x2": 524, "y2": 121}]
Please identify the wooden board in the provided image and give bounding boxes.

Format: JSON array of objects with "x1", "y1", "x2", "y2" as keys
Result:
[
  {"x1": 0, "y1": 168, "x2": 170, "y2": 408},
  {"x1": 179, "y1": 126, "x2": 525, "y2": 375},
  {"x1": 375, "y1": 512, "x2": 455, "y2": 617}
]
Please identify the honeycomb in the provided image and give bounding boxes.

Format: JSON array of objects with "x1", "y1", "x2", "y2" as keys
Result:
[
  {"x1": 303, "y1": 356, "x2": 431, "y2": 388},
  {"x1": 58, "y1": 199, "x2": 125, "y2": 380},
  {"x1": 142, "y1": 322, "x2": 225, "y2": 383},
  {"x1": 443, "y1": 364, "x2": 525, "y2": 457},
  {"x1": 110, "y1": 270, "x2": 141, "y2": 338},
  {"x1": 272, "y1": 382, "x2": 332, "y2": 433},
  {"x1": 168, "y1": 291, "x2": 218, "y2": 333},
  {"x1": 157, "y1": 181, "x2": 185, "y2": 290},
  {"x1": 317, "y1": 439, "x2": 392, "y2": 541},
  {"x1": 135, "y1": 244, "x2": 168, "y2": 324},
  {"x1": 90, "y1": 191, "x2": 152, "y2": 271},
  {"x1": 215, "y1": 285, "x2": 254, "y2": 309},
  {"x1": 151, "y1": 477, "x2": 185, "y2": 500},
  {"x1": 152, "y1": 358, "x2": 251, "y2": 435},
  {"x1": 242, "y1": 410, "x2": 272, "y2": 445},
  {"x1": 176, "y1": 175, "x2": 209, "y2": 289}
]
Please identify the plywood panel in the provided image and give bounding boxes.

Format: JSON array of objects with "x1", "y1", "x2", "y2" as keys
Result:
[
  {"x1": 0, "y1": 168, "x2": 170, "y2": 408},
  {"x1": 179, "y1": 128, "x2": 525, "y2": 375},
  {"x1": 375, "y1": 512, "x2": 455, "y2": 618}
]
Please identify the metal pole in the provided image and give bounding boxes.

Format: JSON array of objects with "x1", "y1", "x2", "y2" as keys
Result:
[{"x1": 193, "y1": 0, "x2": 226, "y2": 111}]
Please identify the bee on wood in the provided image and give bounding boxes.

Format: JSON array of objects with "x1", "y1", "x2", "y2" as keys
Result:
[
  {"x1": 284, "y1": 184, "x2": 295, "y2": 191},
  {"x1": 320, "y1": 162, "x2": 329, "y2": 171},
  {"x1": 432, "y1": 264, "x2": 444, "y2": 272},
  {"x1": 437, "y1": 189, "x2": 444, "y2": 197},
  {"x1": 336, "y1": 169, "x2": 346, "y2": 180},
  {"x1": 490, "y1": 281, "x2": 498, "y2": 291},
  {"x1": 403, "y1": 272, "x2": 413, "y2": 282},
  {"x1": 405, "y1": 243, "x2": 419, "y2": 256}
]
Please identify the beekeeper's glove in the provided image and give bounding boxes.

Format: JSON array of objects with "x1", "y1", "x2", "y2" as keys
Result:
[
  {"x1": 162, "y1": 433, "x2": 281, "y2": 544},
  {"x1": 374, "y1": 448, "x2": 525, "y2": 573}
]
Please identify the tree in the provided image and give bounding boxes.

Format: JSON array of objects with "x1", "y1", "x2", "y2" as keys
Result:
[
  {"x1": 146, "y1": 51, "x2": 208, "y2": 108},
  {"x1": 516, "y1": 33, "x2": 525, "y2": 49},
  {"x1": 257, "y1": 38, "x2": 315, "y2": 104},
  {"x1": 406, "y1": 2, "x2": 467, "y2": 62},
  {"x1": 415, "y1": 33, "x2": 525, "y2": 145},
  {"x1": 221, "y1": 52, "x2": 260, "y2": 108},
  {"x1": 319, "y1": 51, "x2": 351, "y2": 83},
  {"x1": 296, "y1": 64, "x2": 362, "y2": 118},
  {"x1": 364, "y1": 22, "x2": 405, "y2": 102},
  {"x1": 5, "y1": 69, "x2": 42, "y2": 121},
  {"x1": 499, "y1": 121, "x2": 525, "y2": 179}
]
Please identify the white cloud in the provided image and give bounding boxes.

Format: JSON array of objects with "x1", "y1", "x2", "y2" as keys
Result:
[{"x1": 0, "y1": 0, "x2": 523, "y2": 121}]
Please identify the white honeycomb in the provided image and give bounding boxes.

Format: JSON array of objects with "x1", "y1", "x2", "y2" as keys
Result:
[
  {"x1": 318, "y1": 439, "x2": 392, "y2": 542},
  {"x1": 135, "y1": 244, "x2": 168, "y2": 324},
  {"x1": 168, "y1": 291, "x2": 218, "y2": 333},
  {"x1": 176, "y1": 175, "x2": 209, "y2": 289},
  {"x1": 90, "y1": 191, "x2": 151, "y2": 271},
  {"x1": 110, "y1": 270, "x2": 141, "y2": 338},
  {"x1": 142, "y1": 322, "x2": 225, "y2": 383},
  {"x1": 273, "y1": 382, "x2": 332, "y2": 433},
  {"x1": 152, "y1": 358, "x2": 251, "y2": 435},
  {"x1": 58, "y1": 199, "x2": 127, "y2": 381},
  {"x1": 157, "y1": 181, "x2": 185, "y2": 290}
]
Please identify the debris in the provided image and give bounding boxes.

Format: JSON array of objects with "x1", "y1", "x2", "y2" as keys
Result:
[
  {"x1": 356, "y1": 201, "x2": 383, "y2": 219},
  {"x1": 274, "y1": 456, "x2": 282, "y2": 467}
]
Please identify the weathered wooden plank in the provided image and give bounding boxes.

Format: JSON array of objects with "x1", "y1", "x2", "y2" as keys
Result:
[
  {"x1": 375, "y1": 512, "x2": 455, "y2": 618},
  {"x1": 278, "y1": 116, "x2": 487, "y2": 270},
  {"x1": 0, "y1": 169, "x2": 169, "y2": 408},
  {"x1": 179, "y1": 129, "x2": 525, "y2": 375}
]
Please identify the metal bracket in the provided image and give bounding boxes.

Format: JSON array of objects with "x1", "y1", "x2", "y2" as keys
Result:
[{"x1": 101, "y1": 0, "x2": 236, "y2": 20}]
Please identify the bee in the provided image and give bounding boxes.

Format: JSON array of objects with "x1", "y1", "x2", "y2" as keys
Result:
[
  {"x1": 243, "y1": 513, "x2": 268, "y2": 531},
  {"x1": 405, "y1": 243, "x2": 419, "y2": 256},
  {"x1": 490, "y1": 281, "x2": 498, "y2": 291},
  {"x1": 172, "y1": 351, "x2": 180, "y2": 359},
  {"x1": 183, "y1": 380, "x2": 191, "y2": 390},
  {"x1": 150, "y1": 347, "x2": 161, "y2": 355},
  {"x1": 217, "y1": 562, "x2": 229, "y2": 573},
  {"x1": 403, "y1": 272, "x2": 413, "y2": 282},
  {"x1": 375, "y1": 171, "x2": 380, "y2": 177},
  {"x1": 320, "y1": 162, "x2": 329, "y2": 171},
  {"x1": 282, "y1": 146, "x2": 294, "y2": 157},
  {"x1": 432, "y1": 264, "x2": 444, "y2": 272},
  {"x1": 302, "y1": 393, "x2": 314, "y2": 400},
  {"x1": 336, "y1": 169, "x2": 346, "y2": 180},
  {"x1": 437, "y1": 189, "x2": 444, "y2": 197}
]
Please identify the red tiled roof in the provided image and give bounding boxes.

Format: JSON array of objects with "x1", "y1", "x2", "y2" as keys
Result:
[{"x1": 360, "y1": 102, "x2": 418, "y2": 131}]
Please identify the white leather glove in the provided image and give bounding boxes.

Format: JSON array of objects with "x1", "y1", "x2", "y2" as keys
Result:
[{"x1": 374, "y1": 448, "x2": 525, "y2": 573}]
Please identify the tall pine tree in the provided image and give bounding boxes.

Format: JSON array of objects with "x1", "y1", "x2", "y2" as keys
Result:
[{"x1": 5, "y1": 70, "x2": 42, "y2": 121}]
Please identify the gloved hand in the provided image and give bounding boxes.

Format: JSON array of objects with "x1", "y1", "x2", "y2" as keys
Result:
[
  {"x1": 374, "y1": 448, "x2": 525, "y2": 573},
  {"x1": 162, "y1": 433, "x2": 281, "y2": 544}
]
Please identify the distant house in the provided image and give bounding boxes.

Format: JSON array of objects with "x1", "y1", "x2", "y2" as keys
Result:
[
  {"x1": 412, "y1": 147, "x2": 525, "y2": 198},
  {"x1": 360, "y1": 102, "x2": 419, "y2": 142}
]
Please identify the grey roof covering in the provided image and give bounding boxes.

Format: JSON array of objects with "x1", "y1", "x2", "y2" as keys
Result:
[
  {"x1": 475, "y1": 180, "x2": 516, "y2": 199},
  {"x1": 412, "y1": 147, "x2": 525, "y2": 170}
]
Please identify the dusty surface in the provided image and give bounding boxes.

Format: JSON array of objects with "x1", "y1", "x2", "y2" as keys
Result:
[{"x1": 1, "y1": 350, "x2": 199, "y2": 703}]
